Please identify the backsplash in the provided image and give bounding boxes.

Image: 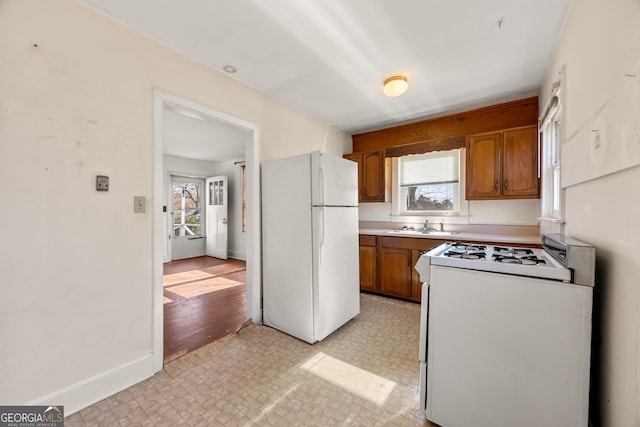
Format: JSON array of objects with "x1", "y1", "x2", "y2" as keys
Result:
[{"x1": 358, "y1": 198, "x2": 540, "y2": 226}]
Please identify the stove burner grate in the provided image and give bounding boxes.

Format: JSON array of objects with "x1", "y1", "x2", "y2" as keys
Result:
[
  {"x1": 450, "y1": 243, "x2": 486, "y2": 252},
  {"x1": 493, "y1": 255, "x2": 546, "y2": 265},
  {"x1": 445, "y1": 250, "x2": 486, "y2": 260},
  {"x1": 493, "y1": 246, "x2": 534, "y2": 256}
]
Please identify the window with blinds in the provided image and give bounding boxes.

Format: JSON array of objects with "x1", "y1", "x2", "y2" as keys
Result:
[{"x1": 399, "y1": 149, "x2": 460, "y2": 212}]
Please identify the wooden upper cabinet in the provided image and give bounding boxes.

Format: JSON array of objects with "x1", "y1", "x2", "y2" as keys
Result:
[
  {"x1": 466, "y1": 133, "x2": 502, "y2": 199},
  {"x1": 344, "y1": 150, "x2": 385, "y2": 202},
  {"x1": 466, "y1": 125, "x2": 539, "y2": 200},
  {"x1": 502, "y1": 127, "x2": 539, "y2": 198}
]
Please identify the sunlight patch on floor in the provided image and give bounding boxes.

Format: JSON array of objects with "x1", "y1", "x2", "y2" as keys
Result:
[
  {"x1": 301, "y1": 352, "x2": 396, "y2": 406},
  {"x1": 168, "y1": 277, "x2": 242, "y2": 298},
  {"x1": 163, "y1": 269, "x2": 214, "y2": 286}
]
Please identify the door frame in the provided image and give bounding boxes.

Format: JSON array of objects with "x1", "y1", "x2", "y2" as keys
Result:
[{"x1": 152, "y1": 90, "x2": 262, "y2": 371}]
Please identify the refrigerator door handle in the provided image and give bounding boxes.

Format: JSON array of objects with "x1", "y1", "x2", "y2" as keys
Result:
[
  {"x1": 318, "y1": 207, "x2": 325, "y2": 265},
  {"x1": 318, "y1": 159, "x2": 325, "y2": 205}
]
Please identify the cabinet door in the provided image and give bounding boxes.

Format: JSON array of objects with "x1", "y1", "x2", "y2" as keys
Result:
[
  {"x1": 359, "y1": 245, "x2": 377, "y2": 292},
  {"x1": 379, "y1": 247, "x2": 412, "y2": 298},
  {"x1": 502, "y1": 127, "x2": 539, "y2": 198},
  {"x1": 361, "y1": 151, "x2": 385, "y2": 202},
  {"x1": 466, "y1": 133, "x2": 502, "y2": 199},
  {"x1": 344, "y1": 151, "x2": 385, "y2": 203}
]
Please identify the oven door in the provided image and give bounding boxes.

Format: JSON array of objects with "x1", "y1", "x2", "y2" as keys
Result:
[{"x1": 419, "y1": 281, "x2": 429, "y2": 412}]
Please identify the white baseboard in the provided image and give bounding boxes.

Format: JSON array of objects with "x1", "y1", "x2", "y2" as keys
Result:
[
  {"x1": 228, "y1": 250, "x2": 247, "y2": 261},
  {"x1": 28, "y1": 354, "x2": 157, "y2": 416}
]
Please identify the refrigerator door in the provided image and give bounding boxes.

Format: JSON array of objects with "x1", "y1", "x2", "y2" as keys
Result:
[
  {"x1": 311, "y1": 151, "x2": 358, "y2": 207},
  {"x1": 262, "y1": 153, "x2": 314, "y2": 342},
  {"x1": 312, "y1": 205, "x2": 360, "y2": 341}
]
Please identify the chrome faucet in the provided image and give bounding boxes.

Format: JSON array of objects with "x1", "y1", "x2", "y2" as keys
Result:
[{"x1": 423, "y1": 219, "x2": 444, "y2": 232}]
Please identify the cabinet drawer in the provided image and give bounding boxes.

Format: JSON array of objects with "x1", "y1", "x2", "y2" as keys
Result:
[
  {"x1": 359, "y1": 234, "x2": 377, "y2": 246},
  {"x1": 380, "y1": 236, "x2": 445, "y2": 251}
]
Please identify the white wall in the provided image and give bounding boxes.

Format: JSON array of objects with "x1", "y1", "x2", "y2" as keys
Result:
[
  {"x1": 540, "y1": 0, "x2": 640, "y2": 425},
  {"x1": 0, "y1": 0, "x2": 350, "y2": 414}
]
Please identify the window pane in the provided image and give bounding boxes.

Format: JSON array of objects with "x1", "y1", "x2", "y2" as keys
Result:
[
  {"x1": 551, "y1": 120, "x2": 560, "y2": 165},
  {"x1": 552, "y1": 166, "x2": 561, "y2": 213},
  {"x1": 172, "y1": 180, "x2": 202, "y2": 237},
  {"x1": 406, "y1": 183, "x2": 457, "y2": 211},
  {"x1": 400, "y1": 150, "x2": 459, "y2": 187}
]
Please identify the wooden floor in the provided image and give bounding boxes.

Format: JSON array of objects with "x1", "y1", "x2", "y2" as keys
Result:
[{"x1": 163, "y1": 256, "x2": 247, "y2": 364}]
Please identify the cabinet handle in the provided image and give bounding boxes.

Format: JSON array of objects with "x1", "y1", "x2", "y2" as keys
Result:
[
  {"x1": 504, "y1": 179, "x2": 509, "y2": 190},
  {"x1": 495, "y1": 180, "x2": 499, "y2": 191}
]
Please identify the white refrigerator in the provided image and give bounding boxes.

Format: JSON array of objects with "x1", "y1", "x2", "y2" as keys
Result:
[{"x1": 261, "y1": 150, "x2": 360, "y2": 344}]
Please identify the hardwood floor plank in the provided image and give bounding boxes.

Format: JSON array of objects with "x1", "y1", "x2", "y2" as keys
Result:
[{"x1": 163, "y1": 256, "x2": 247, "y2": 364}]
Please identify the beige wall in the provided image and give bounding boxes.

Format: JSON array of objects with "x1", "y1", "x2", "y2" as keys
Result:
[
  {"x1": 540, "y1": 0, "x2": 640, "y2": 425},
  {"x1": 0, "y1": 0, "x2": 350, "y2": 412}
]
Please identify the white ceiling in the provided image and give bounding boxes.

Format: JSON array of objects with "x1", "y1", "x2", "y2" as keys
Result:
[
  {"x1": 84, "y1": 0, "x2": 571, "y2": 137},
  {"x1": 163, "y1": 102, "x2": 249, "y2": 162}
]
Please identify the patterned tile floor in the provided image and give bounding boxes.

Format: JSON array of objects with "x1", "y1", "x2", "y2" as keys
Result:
[{"x1": 66, "y1": 294, "x2": 436, "y2": 426}]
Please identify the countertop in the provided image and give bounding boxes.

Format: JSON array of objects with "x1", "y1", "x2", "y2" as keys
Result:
[{"x1": 359, "y1": 222, "x2": 542, "y2": 246}]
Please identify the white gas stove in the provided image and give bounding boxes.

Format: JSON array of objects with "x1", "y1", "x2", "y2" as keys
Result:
[
  {"x1": 416, "y1": 233, "x2": 595, "y2": 286},
  {"x1": 419, "y1": 241, "x2": 571, "y2": 282},
  {"x1": 416, "y1": 234, "x2": 596, "y2": 427}
]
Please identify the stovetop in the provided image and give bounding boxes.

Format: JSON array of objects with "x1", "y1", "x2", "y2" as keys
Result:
[{"x1": 424, "y1": 241, "x2": 572, "y2": 282}]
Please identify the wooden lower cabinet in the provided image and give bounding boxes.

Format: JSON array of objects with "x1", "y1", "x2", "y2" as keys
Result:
[
  {"x1": 358, "y1": 234, "x2": 539, "y2": 302},
  {"x1": 358, "y1": 235, "x2": 377, "y2": 292},
  {"x1": 358, "y1": 235, "x2": 445, "y2": 303},
  {"x1": 379, "y1": 247, "x2": 413, "y2": 298}
]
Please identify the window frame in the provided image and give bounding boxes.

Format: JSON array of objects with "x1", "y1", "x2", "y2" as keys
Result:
[
  {"x1": 540, "y1": 91, "x2": 564, "y2": 221},
  {"x1": 394, "y1": 148, "x2": 466, "y2": 217},
  {"x1": 171, "y1": 177, "x2": 204, "y2": 238}
]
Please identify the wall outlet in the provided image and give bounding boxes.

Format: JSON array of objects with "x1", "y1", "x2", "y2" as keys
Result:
[
  {"x1": 96, "y1": 175, "x2": 109, "y2": 191},
  {"x1": 134, "y1": 196, "x2": 146, "y2": 213}
]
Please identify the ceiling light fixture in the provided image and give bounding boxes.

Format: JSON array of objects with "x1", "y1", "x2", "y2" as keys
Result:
[
  {"x1": 222, "y1": 65, "x2": 237, "y2": 74},
  {"x1": 383, "y1": 75, "x2": 408, "y2": 97}
]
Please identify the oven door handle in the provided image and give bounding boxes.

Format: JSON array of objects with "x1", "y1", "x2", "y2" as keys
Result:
[{"x1": 419, "y1": 283, "x2": 430, "y2": 362}]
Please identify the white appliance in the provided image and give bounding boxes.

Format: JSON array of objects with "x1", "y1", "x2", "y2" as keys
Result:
[
  {"x1": 262, "y1": 151, "x2": 360, "y2": 344},
  {"x1": 415, "y1": 235, "x2": 596, "y2": 427}
]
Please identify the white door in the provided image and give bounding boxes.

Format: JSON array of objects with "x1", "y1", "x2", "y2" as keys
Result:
[{"x1": 205, "y1": 175, "x2": 228, "y2": 259}]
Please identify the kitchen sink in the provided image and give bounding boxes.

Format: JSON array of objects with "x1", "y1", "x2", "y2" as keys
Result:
[
  {"x1": 386, "y1": 229, "x2": 459, "y2": 237},
  {"x1": 422, "y1": 230, "x2": 459, "y2": 237}
]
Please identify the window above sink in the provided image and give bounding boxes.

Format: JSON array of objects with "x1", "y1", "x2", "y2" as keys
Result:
[{"x1": 393, "y1": 149, "x2": 468, "y2": 218}]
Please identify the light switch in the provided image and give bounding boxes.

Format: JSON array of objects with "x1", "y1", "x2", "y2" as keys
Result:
[{"x1": 134, "y1": 196, "x2": 146, "y2": 213}]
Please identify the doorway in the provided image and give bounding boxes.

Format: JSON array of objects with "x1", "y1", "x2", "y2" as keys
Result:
[{"x1": 152, "y1": 91, "x2": 261, "y2": 371}]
